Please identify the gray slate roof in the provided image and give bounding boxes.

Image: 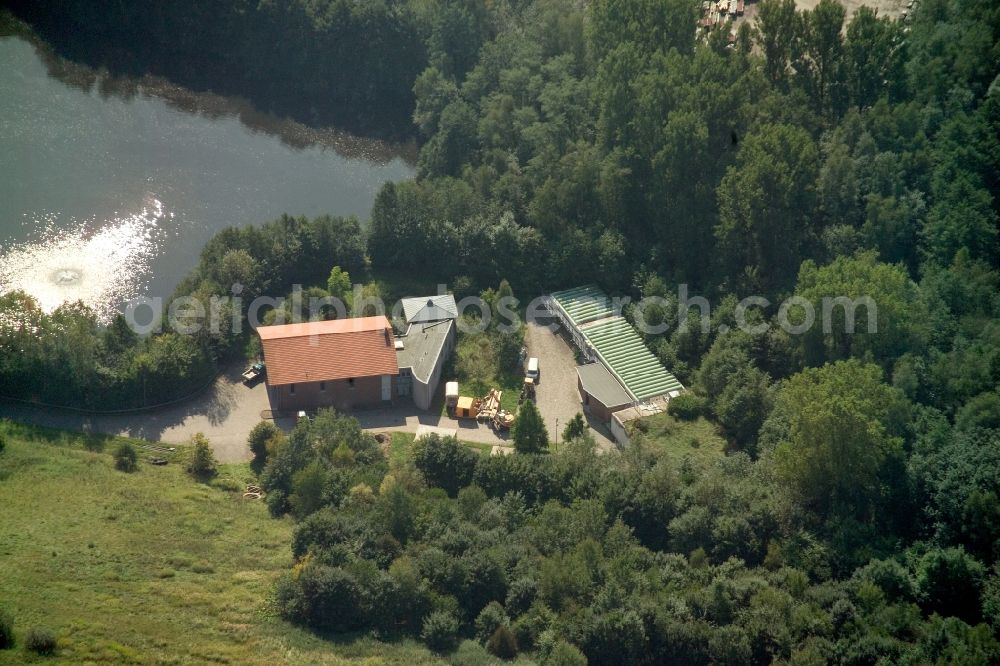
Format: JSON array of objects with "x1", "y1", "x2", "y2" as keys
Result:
[
  {"x1": 577, "y1": 362, "x2": 633, "y2": 409},
  {"x1": 401, "y1": 294, "x2": 458, "y2": 323}
]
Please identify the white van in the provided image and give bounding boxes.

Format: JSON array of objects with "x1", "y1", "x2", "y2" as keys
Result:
[{"x1": 525, "y1": 357, "x2": 540, "y2": 383}]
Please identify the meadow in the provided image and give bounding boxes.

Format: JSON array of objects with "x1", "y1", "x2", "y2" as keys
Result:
[{"x1": 0, "y1": 421, "x2": 442, "y2": 664}]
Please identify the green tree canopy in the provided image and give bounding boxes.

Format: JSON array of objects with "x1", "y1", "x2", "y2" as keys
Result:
[{"x1": 513, "y1": 400, "x2": 549, "y2": 454}]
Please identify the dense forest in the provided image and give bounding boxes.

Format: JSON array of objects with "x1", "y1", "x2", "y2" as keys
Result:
[{"x1": 1, "y1": 0, "x2": 1000, "y2": 662}]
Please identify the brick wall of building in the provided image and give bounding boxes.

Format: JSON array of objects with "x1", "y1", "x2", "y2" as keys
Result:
[{"x1": 271, "y1": 374, "x2": 395, "y2": 413}]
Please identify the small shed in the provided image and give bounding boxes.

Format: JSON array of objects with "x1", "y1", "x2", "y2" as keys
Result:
[{"x1": 577, "y1": 363, "x2": 633, "y2": 422}]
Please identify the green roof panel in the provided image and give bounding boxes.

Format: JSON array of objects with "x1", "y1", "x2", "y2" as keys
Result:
[
  {"x1": 581, "y1": 316, "x2": 682, "y2": 401},
  {"x1": 550, "y1": 284, "x2": 615, "y2": 326}
]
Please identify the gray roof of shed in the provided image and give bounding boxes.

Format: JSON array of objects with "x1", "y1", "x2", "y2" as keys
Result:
[
  {"x1": 577, "y1": 362, "x2": 633, "y2": 409},
  {"x1": 401, "y1": 294, "x2": 458, "y2": 323},
  {"x1": 396, "y1": 319, "x2": 453, "y2": 383}
]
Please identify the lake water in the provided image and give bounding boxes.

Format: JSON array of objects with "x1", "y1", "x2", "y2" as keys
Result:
[{"x1": 0, "y1": 36, "x2": 415, "y2": 321}]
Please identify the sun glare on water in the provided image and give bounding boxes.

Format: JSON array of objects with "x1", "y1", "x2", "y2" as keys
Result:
[{"x1": 0, "y1": 199, "x2": 169, "y2": 323}]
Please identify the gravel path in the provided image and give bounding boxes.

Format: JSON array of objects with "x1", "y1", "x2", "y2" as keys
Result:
[{"x1": 523, "y1": 320, "x2": 616, "y2": 451}]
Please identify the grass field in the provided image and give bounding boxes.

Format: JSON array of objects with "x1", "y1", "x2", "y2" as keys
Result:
[
  {"x1": 629, "y1": 413, "x2": 728, "y2": 468},
  {"x1": 0, "y1": 421, "x2": 444, "y2": 665}
]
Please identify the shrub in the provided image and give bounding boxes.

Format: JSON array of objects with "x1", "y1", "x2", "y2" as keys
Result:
[
  {"x1": 412, "y1": 434, "x2": 477, "y2": 497},
  {"x1": 188, "y1": 433, "x2": 217, "y2": 479},
  {"x1": 450, "y1": 640, "x2": 496, "y2": 666},
  {"x1": 25, "y1": 626, "x2": 56, "y2": 655},
  {"x1": 562, "y1": 413, "x2": 587, "y2": 442},
  {"x1": 421, "y1": 610, "x2": 459, "y2": 653},
  {"x1": 0, "y1": 608, "x2": 14, "y2": 649},
  {"x1": 916, "y1": 547, "x2": 986, "y2": 623},
  {"x1": 266, "y1": 489, "x2": 289, "y2": 517},
  {"x1": 289, "y1": 461, "x2": 328, "y2": 518},
  {"x1": 543, "y1": 639, "x2": 587, "y2": 666},
  {"x1": 0, "y1": 433, "x2": 6, "y2": 455},
  {"x1": 505, "y1": 577, "x2": 538, "y2": 616},
  {"x1": 247, "y1": 421, "x2": 280, "y2": 470},
  {"x1": 487, "y1": 625, "x2": 518, "y2": 659},
  {"x1": 475, "y1": 601, "x2": 509, "y2": 643},
  {"x1": 113, "y1": 442, "x2": 138, "y2": 473},
  {"x1": 667, "y1": 393, "x2": 708, "y2": 420}
]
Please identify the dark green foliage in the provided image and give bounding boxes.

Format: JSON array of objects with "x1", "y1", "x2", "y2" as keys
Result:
[
  {"x1": 916, "y1": 547, "x2": 987, "y2": 624},
  {"x1": 512, "y1": 401, "x2": 548, "y2": 454},
  {"x1": 187, "y1": 434, "x2": 217, "y2": 480},
  {"x1": 0, "y1": 608, "x2": 13, "y2": 649},
  {"x1": 912, "y1": 428, "x2": 1000, "y2": 562},
  {"x1": 475, "y1": 601, "x2": 509, "y2": 643},
  {"x1": 24, "y1": 626, "x2": 56, "y2": 655},
  {"x1": 412, "y1": 434, "x2": 477, "y2": 497},
  {"x1": 714, "y1": 368, "x2": 773, "y2": 452},
  {"x1": 667, "y1": 394, "x2": 708, "y2": 421},
  {"x1": 247, "y1": 421, "x2": 280, "y2": 472},
  {"x1": 544, "y1": 640, "x2": 588, "y2": 666},
  {"x1": 276, "y1": 563, "x2": 362, "y2": 632},
  {"x1": 265, "y1": 490, "x2": 288, "y2": 518},
  {"x1": 0, "y1": 433, "x2": 6, "y2": 455},
  {"x1": 562, "y1": 413, "x2": 587, "y2": 442},
  {"x1": 955, "y1": 391, "x2": 1000, "y2": 432},
  {"x1": 113, "y1": 442, "x2": 138, "y2": 473},
  {"x1": 486, "y1": 624, "x2": 518, "y2": 659},
  {"x1": 764, "y1": 360, "x2": 908, "y2": 526},
  {"x1": 289, "y1": 461, "x2": 328, "y2": 519},
  {"x1": 421, "y1": 611, "x2": 460, "y2": 653}
]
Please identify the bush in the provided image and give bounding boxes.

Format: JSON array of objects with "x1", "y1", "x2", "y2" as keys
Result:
[
  {"x1": 0, "y1": 608, "x2": 14, "y2": 649},
  {"x1": 543, "y1": 639, "x2": 587, "y2": 666},
  {"x1": 413, "y1": 434, "x2": 478, "y2": 497},
  {"x1": 487, "y1": 625, "x2": 518, "y2": 659},
  {"x1": 667, "y1": 393, "x2": 708, "y2": 420},
  {"x1": 0, "y1": 433, "x2": 6, "y2": 455},
  {"x1": 266, "y1": 489, "x2": 289, "y2": 517},
  {"x1": 421, "y1": 610, "x2": 460, "y2": 653},
  {"x1": 475, "y1": 601, "x2": 509, "y2": 643},
  {"x1": 450, "y1": 640, "x2": 496, "y2": 666},
  {"x1": 248, "y1": 421, "x2": 280, "y2": 470},
  {"x1": 113, "y1": 442, "x2": 138, "y2": 473},
  {"x1": 188, "y1": 433, "x2": 218, "y2": 479},
  {"x1": 25, "y1": 626, "x2": 56, "y2": 655},
  {"x1": 916, "y1": 547, "x2": 986, "y2": 623}
]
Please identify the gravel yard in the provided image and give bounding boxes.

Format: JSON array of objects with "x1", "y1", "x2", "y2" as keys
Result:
[{"x1": 523, "y1": 319, "x2": 616, "y2": 451}]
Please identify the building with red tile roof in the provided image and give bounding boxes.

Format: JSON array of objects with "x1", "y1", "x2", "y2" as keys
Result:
[{"x1": 258, "y1": 316, "x2": 399, "y2": 412}]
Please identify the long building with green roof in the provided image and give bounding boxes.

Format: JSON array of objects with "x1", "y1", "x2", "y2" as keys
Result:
[
  {"x1": 545, "y1": 285, "x2": 684, "y2": 406},
  {"x1": 580, "y1": 316, "x2": 684, "y2": 401}
]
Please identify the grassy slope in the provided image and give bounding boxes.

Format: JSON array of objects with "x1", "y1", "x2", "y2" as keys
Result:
[
  {"x1": 631, "y1": 414, "x2": 728, "y2": 467},
  {"x1": 0, "y1": 422, "x2": 441, "y2": 665}
]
